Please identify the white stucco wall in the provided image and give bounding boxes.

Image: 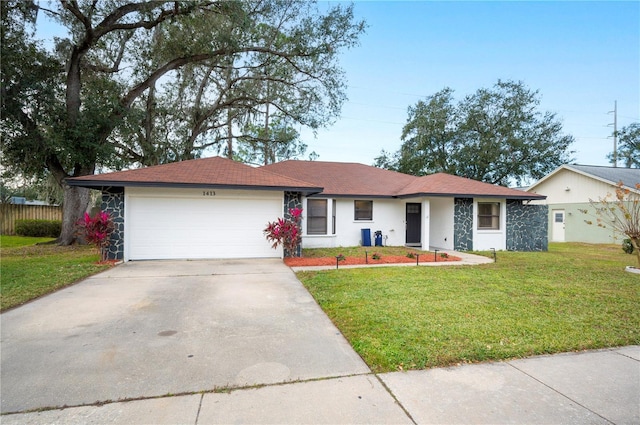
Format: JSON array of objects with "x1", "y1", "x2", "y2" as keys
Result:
[
  {"x1": 301, "y1": 197, "x2": 406, "y2": 248},
  {"x1": 300, "y1": 196, "x2": 460, "y2": 251},
  {"x1": 421, "y1": 199, "x2": 430, "y2": 252},
  {"x1": 429, "y1": 197, "x2": 455, "y2": 250}
]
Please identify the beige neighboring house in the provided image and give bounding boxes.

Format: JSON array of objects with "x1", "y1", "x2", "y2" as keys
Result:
[{"x1": 527, "y1": 164, "x2": 640, "y2": 244}]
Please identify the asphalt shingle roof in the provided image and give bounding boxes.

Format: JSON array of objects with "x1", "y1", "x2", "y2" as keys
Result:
[
  {"x1": 67, "y1": 156, "x2": 545, "y2": 200},
  {"x1": 261, "y1": 160, "x2": 417, "y2": 197},
  {"x1": 396, "y1": 173, "x2": 539, "y2": 198},
  {"x1": 263, "y1": 161, "x2": 544, "y2": 200},
  {"x1": 568, "y1": 165, "x2": 640, "y2": 189},
  {"x1": 66, "y1": 156, "x2": 322, "y2": 193}
]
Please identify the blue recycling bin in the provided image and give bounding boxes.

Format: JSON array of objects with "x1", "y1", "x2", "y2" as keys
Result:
[
  {"x1": 374, "y1": 230, "x2": 383, "y2": 246},
  {"x1": 361, "y1": 228, "x2": 371, "y2": 246}
]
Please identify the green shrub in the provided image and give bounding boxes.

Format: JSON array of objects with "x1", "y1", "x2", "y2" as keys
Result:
[
  {"x1": 15, "y1": 219, "x2": 61, "y2": 238},
  {"x1": 622, "y1": 239, "x2": 635, "y2": 255}
]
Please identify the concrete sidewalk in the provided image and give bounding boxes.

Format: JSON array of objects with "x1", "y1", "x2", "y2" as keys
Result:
[{"x1": 3, "y1": 345, "x2": 638, "y2": 424}]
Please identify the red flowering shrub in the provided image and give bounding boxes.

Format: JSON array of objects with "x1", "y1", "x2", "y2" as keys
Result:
[
  {"x1": 264, "y1": 208, "x2": 303, "y2": 257},
  {"x1": 76, "y1": 211, "x2": 115, "y2": 261}
]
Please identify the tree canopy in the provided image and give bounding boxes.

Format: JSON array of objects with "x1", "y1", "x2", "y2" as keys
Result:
[
  {"x1": 235, "y1": 117, "x2": 314, "y2": 165},
  {"x1": 609, "y1": 123, "x2": 640, "y2": 168},
  {"x1": 1, "y1": 0, "x2": 365, "y2": 243},
  {"x1": 374, "y1": 80, "x2": 575, "y2": 186}
]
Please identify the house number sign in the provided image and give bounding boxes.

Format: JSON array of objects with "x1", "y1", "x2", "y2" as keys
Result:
[{"x1": 202, "y1": 190, "x2": 216, "y2": 197}]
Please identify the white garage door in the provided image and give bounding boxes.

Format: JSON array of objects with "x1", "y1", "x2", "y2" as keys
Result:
[{"x1": 126, "y1": 189, "x2": 283, "y2": 260}]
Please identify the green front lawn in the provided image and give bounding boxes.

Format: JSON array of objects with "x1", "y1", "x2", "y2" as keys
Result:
[
  {"x1": 297, "y1": 243, "x2": 640, "y2": 372},
  {"x1": 1, "y1": 235, "x2": 56, "y2": 248},
  {"x1": 1, "y1": 236, "x2": 111, "y2": 311}
]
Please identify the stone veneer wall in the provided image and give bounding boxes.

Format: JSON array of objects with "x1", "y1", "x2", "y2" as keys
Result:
[
  {"x1": 454, "y1": 198, "x2": 473, "y2": 251},
  {"x1": 101, "y1": 187, "x2": 125, "y2": 260},
  {"x1": 506, "y1": 200, "x2": 548, "y2": 251},
  {"x1": 284, "y1": 191, "x2": 303, "y2": 257}
]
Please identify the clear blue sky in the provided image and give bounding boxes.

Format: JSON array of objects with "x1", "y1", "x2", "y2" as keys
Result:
[{"x1": 301, "y1": 1, "x2": 640, "y2": 168}]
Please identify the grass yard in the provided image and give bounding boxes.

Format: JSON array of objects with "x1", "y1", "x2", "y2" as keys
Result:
[
  {"x1": 1, "y1": 235, "x2": 56, "y2": 248},
  {"x1": 297, "y1": 243, "x2": 640, "y2": 372},
  {"x1": 1, "y1": 236, "x2": 112, "y2": 311}
]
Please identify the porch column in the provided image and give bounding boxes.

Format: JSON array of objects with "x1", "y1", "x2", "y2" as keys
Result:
[{"x1": 421, "y1": 199, "x2": 430, "y2": 251}]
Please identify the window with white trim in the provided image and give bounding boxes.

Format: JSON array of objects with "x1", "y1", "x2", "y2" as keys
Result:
[
  {"x1": 477, "y1": 202, "x2": 500, "y2": 230},
  {"x1": 354, "y1": 200, "x2": 373, "y2": 220},
  {"x1": 307, "y1": 199, "x2": 327, "y2": 235}
]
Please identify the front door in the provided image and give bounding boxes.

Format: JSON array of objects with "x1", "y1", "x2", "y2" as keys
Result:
[
  {"x1": 552, "y1": 209, "x2": 565, "y2": 242},
  {"x1": 406, "y1": 203, "x2": 421, "y2": 245}
]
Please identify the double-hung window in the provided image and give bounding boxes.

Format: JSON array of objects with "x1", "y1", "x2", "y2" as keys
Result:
[
  {"x1": 307, "y1": 199, "x2": 328, "y2": 235},
  {"x1": 477, "y1": 202, "x2": 500, "y2": 230},
  {"x1": 354, "y1": 200, "x2": 373, "y2": 221}
]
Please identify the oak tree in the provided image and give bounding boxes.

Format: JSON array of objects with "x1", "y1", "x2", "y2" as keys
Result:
[
  {"x1": 1, "y1": 0, "x2": 364, "y2": 243},
  {"x1": 375, "y1": 80, "x2": 575, "y2": 186},
  {"x1": 610, "y1": 123, "x2": 640, "y2": 168}
]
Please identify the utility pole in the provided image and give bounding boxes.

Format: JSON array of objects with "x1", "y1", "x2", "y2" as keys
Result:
[{"x1": 609, "y1": 100, "x2": 618, "y2": 167}]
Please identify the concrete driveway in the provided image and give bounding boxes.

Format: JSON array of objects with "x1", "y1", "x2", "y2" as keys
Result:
[{"x1": 0, "y1": 259, "x2": 370, "y2": 414}]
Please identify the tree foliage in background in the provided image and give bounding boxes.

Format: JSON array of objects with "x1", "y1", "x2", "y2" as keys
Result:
[
  {"x1": 113, "y1": 1, "x2": 363, "y2": 167},
  {"x1": 235, "y1": 117, "x2": 314, "y2": 165},
  {"x1": 609, "y1": 123, "x2": 640, "y2": 168},
  {"x1": 1, "y1": 0, "x2": 365, "y2": 244},
  {"x1": 0, "y1": 171, "x2": 63, "y2": 205},
  {"x1": 374, "y1": 80, "x2": 575, "y2": 186}
]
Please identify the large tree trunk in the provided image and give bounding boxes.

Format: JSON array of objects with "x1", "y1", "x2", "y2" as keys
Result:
[
  {"x1": 58, "y1": 185, "x2": 92, "y2": 245},
  {"x1": 48, "y1": 156, "x2": 95, "y2": 246}
]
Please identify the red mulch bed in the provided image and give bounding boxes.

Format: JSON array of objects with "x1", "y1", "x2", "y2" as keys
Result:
[
  {"x1": 284, "y1": 253, "x2": 462, "y2": 267},
  {"x1": 96, "y1": 259, "x2": 120, "y2": 266}
]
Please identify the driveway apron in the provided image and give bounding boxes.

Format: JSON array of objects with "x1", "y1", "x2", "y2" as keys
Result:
[{"x1": 0, "y1": 259, "x2": 369, "y2": 414}]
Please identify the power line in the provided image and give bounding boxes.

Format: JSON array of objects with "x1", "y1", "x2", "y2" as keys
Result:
[
  {"x1": 345, "y1": 86, "x2": 639, "y2": 123},
  {"x1": 346, "y1": 101, "x2": 407, "y2": 111}
]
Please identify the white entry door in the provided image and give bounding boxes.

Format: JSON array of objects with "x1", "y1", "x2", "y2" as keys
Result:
[{"x1": 552, "y1": 209, "x2": 565, "y2": 242}]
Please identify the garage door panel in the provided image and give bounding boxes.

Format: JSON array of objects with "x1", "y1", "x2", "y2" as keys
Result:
[{"x1": 127, "y1": 195, "x2": 282, "y2": 260}]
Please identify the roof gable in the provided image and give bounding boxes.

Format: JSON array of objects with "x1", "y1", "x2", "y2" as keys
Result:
[
  {"x1": 528, "y1": 164, "x2": 640, "y2": 194},
  {"x1": 66, "y1": 156, "x2": 322, "y2": 193}
]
